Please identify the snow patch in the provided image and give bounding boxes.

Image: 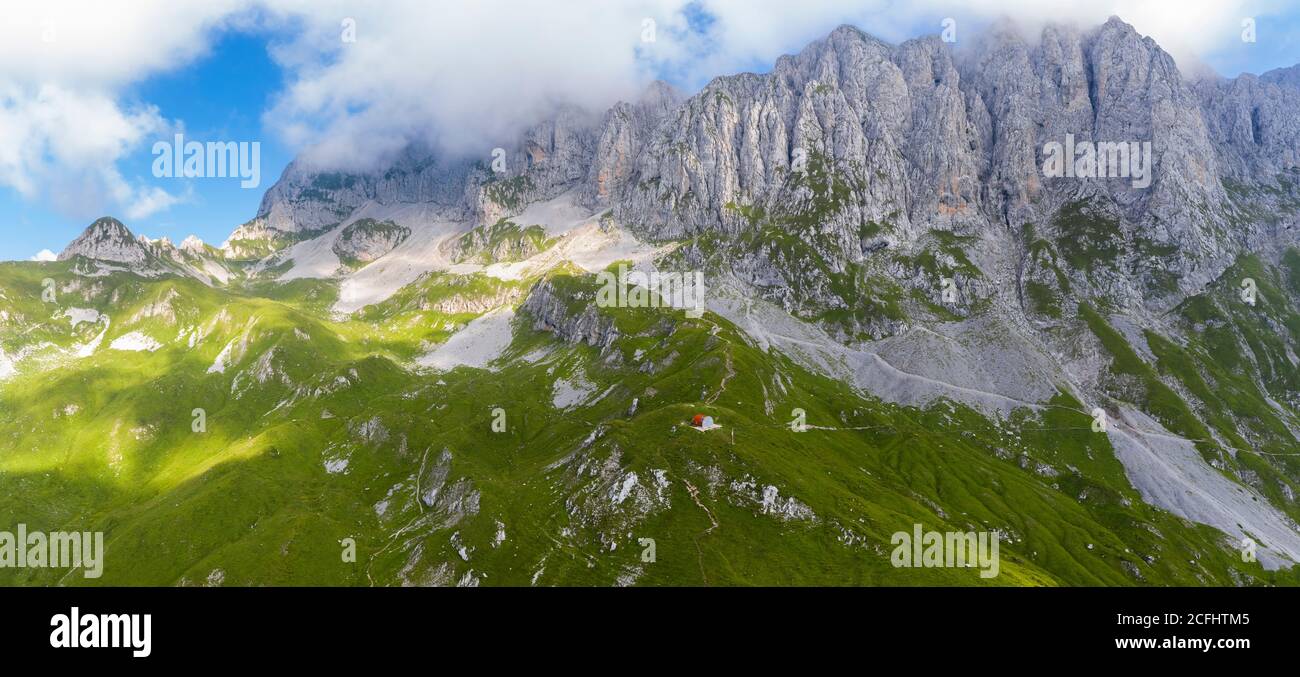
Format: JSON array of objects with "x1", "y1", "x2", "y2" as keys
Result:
[
  {"x1": 74, "y1": 316, "x2": 110, "y2": 358},
  {"x1": 207, "y1": 339, "x2": 235, "y2": 374},
  {"x1": 416, "y1": 308, "x2": 515, "y2": 371},
  {"x1": 61, "y1": 307, "x2": 101, "y2": 328},
  {"x1": 552, "y1": 371, "x2": 597, "y2": 409},
  {"x1": 110, "y1": 331, "x2": 162, "y2": 352}
]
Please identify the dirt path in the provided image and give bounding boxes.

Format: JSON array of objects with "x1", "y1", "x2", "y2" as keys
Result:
[
  {"x1": 682, "y1": 478, "x2": 719, "y2": 585},
  {"x1": 705, "y1": 330, "x2": 735, "y2": 406}
]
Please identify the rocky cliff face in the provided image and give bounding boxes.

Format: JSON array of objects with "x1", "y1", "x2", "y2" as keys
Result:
[
  {"x1": 519, "y1": 277, "x2": 621, "y2": 352},
  {"x1": 253, "y1": 146, "x2": 477, "y2": 236},
  {"x1": 1197, "y1": 64, "x2": 1300, "y2": 187},
  {"x1": 332, "y1": 219, "x2": 411, "y2": 265},
  {"x1": 579, "y1": 80, "x2": 683, "y2": 210},
  {"x1": 616, "y1": 20, "x2": 1242, "y2": 269},
  {"x1": 251, "y1": 105, "x2": 609, "y2": 238},
  {"x1": 243, "y1": 17, "x2": 1299, "y2": 317}
]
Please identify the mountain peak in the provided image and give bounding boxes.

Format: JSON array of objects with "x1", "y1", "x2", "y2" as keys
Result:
[
  {"x1": 1102, "y1": 15, "x2": 1134, "y2": 30},
  {"x1": 87, "y1": 216, "x2": 129, "y2": 234},
  {"x1": 828, "y1": 23, "x2": 865, "y2": 39},
  {"x1": 58, "y1": 216, "x2": 153, "y2": 265},
  {"x1": 179, "y1": 235, "x2": 206, "y2": 255},
  {"x1": 638, "y1": 79, "x2": 681, "y2": 109}
]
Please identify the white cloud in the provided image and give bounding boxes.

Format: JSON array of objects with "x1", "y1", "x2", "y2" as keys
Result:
[
  {"x1": 0, "y1": 84, "x2": 165, "y2": 215},
  {"x1": 122, "y1": 185, "x2": 187, "y2": 221},
  {"x1": 29, "y1": 249, "x2": 57, "y2": 262},
  {"x1": 260, "y1": 0, "x2": 682, "y2": 167},
  {"x1": 0, "y1": 2, "x2": 250, "y2": 90},
  {"x1": 0, "y1": 1, "x2": 246, "y2": 220}
]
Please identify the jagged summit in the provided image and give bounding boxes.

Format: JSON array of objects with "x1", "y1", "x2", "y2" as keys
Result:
[
  {"x1": 54, "y1": 216, "x2": 231, "y2": 285},
  {"x1": 58, "y1": 216, "x2": 152, "y2": 265},
  {"x1": 637, "y1": 78, "x2": 685, "y2": 112},
  {"x1": 179, "y1": 235, "x2": 207, "y2": 255}
]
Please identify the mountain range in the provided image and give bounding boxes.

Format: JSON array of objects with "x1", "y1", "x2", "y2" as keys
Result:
[{"x1": 3, "y1": 16, "x2": 1300, "y2": 586}]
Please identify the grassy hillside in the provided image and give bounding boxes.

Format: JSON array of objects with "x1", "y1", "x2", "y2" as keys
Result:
[{"x1": 1, "y1": 255, "x2": 1295, "y2": 586}]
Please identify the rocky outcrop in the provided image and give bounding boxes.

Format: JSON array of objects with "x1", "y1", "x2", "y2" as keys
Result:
[
  {"x1": 59, "y1": 217, "x2": 231, "y2": 284},
  {"x1": 519, "y1": 277, "x2": 620, "y2": 351},
  {"x1": 579, "y1": 80, "x2": 682, "y2": 210},
  {"x1": 446, "y1": 220, "x2": 553, "y2": 264},
  {"x1": 59, "y1": 217, "x2": 154, "y2": 265},
  {"x1": 332, "y1": 219, "x2": 410, "y2": 265}
]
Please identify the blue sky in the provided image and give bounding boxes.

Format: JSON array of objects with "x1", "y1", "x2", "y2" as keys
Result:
[
  {"x1": 2, "y1": 1, "x2": 1297, "y2": 261},
  {"x1": 124, "y1": 31, "x2": 294, "y2": 243}
]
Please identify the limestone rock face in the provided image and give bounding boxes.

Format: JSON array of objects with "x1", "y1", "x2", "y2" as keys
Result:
[
  {"x1": 254, "y1": 148, "x2": 476, "y2": 236},
  {"x1": 59, "y1": 217, "x2": 153, "y2": 265},
  {"x1": 332, "y1": 219, "x2": 410, "y2": 265},
  {"x1": 520, "y1": 277, "x2": 620, "y2": 352},
  {"x1": 580, "y1": 80, "x2": 682, "y2": 210},
  {"x1": 238, "y1": 16, "x2": 1299, "y2": 311},
  {"x1": 1198, "y1": 65, "x2": 1300, "y2": 185}
]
